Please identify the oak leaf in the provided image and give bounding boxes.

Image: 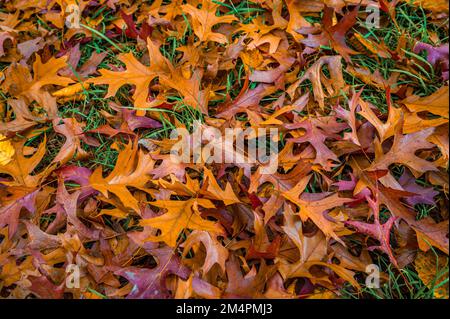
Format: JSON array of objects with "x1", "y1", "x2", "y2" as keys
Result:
[
  {"x1": 224, "y1": 255, "x2": 277, "y2": 298},
  {"x1": 345, "y1": 194, "x2": 399, "y2": 268},
  {"x1": 353, "y1": 159, "x2": 449, "y2": 254},
  {"x1": 112, "y1": 248, "x2": 190, "y2": 299},
  {"x1": 0, "y1": 134, "x2": 14, "y2": 165},
  {"x1": 402, "y1": 86, "x2": 449, "y2": 119},
  {"x1": 182, "y1": 230, "x2": 229, "y2": 274},
  {"x1": 0, "y1": 137, "x2": 52, "y2": 188},
  {"x1": 279, "y1": 206, "x2": 359, "y2": 288},
  {"x1": 415, "y1": 251, "x2": 449, "y2": 299},
  {"x1": 1, "y1": 55, "x2": 74, "y2": 107},
  {"x1": 288, "y1": 56, "x2": 346, "y2": 109},
  {"x1": 182, "y1": 0, "x2": 237, "y2": 44},
  {"x1": 407, "y1": 0, "x2": 449, "y2": 13},
  {"x1": 52, "y1": 118, "x2": 90, "y2": 164},
  {"x1": 302, "y1": 6, "x2": 359, "y2": 62},
  {"x1": 201, "y1": 167, "x2": 240, "y2": 205},
  {"x1": 141, "y1": 198, "x2": 224, "y2": 247},
  {"x1": 368, "y1": 118, "x2": 437, "y2": 175},
  {"x1": 89, "y1": 40, "x2": 169, "y2": 111},
  {"x1": 0, "y1": 189, "x2": 38, "y2": 239},
  {"x1": 282, "y1": 175, "x2": 352, "y2": 243},
  {"x1": 89, "y1": 141, "x2": 155, "y2": 213},
  {"x1": 160, "y1": 67, "x2": 210, "y2": 114}
]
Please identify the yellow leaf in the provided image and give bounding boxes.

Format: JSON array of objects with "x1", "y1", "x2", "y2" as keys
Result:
[
  {"x1": 353, "y1": 33, "x2": 391, "y2": 58},
  {"x1": 202, "y1": 167, "x2": 241, "y2": 205},
  {"x1": 306, "y1": 288, "x2": 338, "y2": 299},
  {"x1": 89, "y1": 141, "x2": 155, "y2": 213},
  {"x1": 406, "y1": 0, "x2": 449, "y2": 12},
  {"x1": 240, "y1": 50, "x2": 263, "y2": 70},
  {"x1": 141, "y1": 198, "x2": 223, "y2": 247},
  {"x1": 402, "y1": 86, "x2": 449, "y2": 119},
  {"x1": 0, "y1": 134, "x2": 14, "y2": 166},
  {"x1": 89, "y1": 39, "x2": 169, "y2": 111},
  {"x1": 181, "y1": 0, "x2": 237, "y2": 44},
  {"x1": 415, "y1": 251, "x2": 449, "y2": 299},
  {"x1": 95, "y1": 208, "x2": 129, "y2": 219},
  {"x1": 52, "y1": 83, "x2": 90, "y2": 97}
]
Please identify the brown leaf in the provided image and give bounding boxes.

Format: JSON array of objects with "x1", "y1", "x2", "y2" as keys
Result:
[
  {"x1": 182, "y1": 0, "x2": 237, "y2": 44},
  {"x1": 141, "y1": 198, "x2": 224, "y2": 247},
  {"x1": 89, "y1": 141, "x2": 155, "y2": 213},
  {"x1": 182, "y1": 230, "x2": 229, "y2": 274},
  {"x1": 402, "y1": 86, "x2": 449, "y2": 119},
  {"x1": 89, "y1": 40, "x2": 169, "y2": 112},
  {"x1": 288, "y1": 56, "x2": 346, "y2": 109}
]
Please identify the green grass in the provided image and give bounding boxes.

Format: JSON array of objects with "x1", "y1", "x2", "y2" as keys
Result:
[
  {"x1": 341, "y1": 250, "x2": 449, "y2": 299},
  {"x1": 344, "y1": 2, "x2": 449, "y2": 109},
  {"x1": 213, "y1": 0, "x2": 265, "y2": 24},
  {"x1": 415, "y1": 204, "x2": 437, "y2": 220}
]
